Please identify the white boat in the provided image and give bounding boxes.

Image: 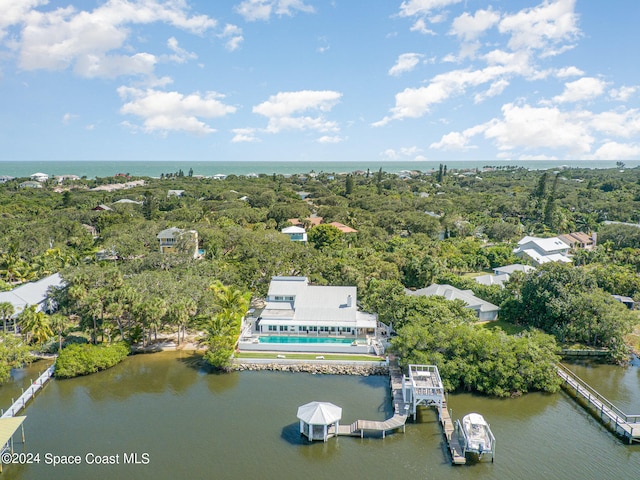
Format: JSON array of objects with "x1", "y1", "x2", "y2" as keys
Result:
[{"x1": 460, "y1": 413, "x2": 494, "y2": 458}]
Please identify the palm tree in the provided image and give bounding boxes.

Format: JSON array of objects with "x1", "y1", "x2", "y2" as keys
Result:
[
  {"x1": 50, "y1": 313, "x2": 70, "y2": 351},
  {"x1": 0, "y1": 301, "x2": 14, "y2": 333},
  {"x1": 17, "y1": 306, "x2": 53, "y2": 347}
]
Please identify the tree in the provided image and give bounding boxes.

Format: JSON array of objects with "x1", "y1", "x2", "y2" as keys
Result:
[
  {"x1": 203, "y1": 282, "x2": 250, "y2": 370},
  {"x1": 0, "y1": 333, "x2": 32, "y2": 384},
  {"x1": 307, "y1": 224, "x2": 342, "y2": 250},
  {"x1": 345, "y1": 174, "x2": 354, "y2": 196},
  {"x1": 50, "y1": 313, "x2": 71, "y2": 351},
  {"x1": 17, "y1": 305, "x2": 53, "y2": 347},
  {"x1": 0, "y1": 301, "x2": 14, "y2": 333}
]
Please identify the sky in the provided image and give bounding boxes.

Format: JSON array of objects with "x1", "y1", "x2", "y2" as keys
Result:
[{"x1": 1, "y1": 0, "x2": 639, "y2": 163}]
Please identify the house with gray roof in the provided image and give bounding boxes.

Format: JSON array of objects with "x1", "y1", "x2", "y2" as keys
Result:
[
  {"x1": 406, "y1": 284, "x2": 499, "y2": 321},
  {"x1": 513, "y1": 236, "x2": 572, "y2": 266},
  {"x1": 0, "y1": 273, "x2": 65, "y2": 322},
  {"x1": 157, "y1": 227, "x2": 198, "y2": 258},
  {"x1": 256, "y1": 276, "x2": 377, "y2": 337}
]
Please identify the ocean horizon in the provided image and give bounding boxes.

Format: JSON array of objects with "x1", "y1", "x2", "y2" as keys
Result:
[{"x1": 1, "y1": 159, "x2": 638, "y2": 178}]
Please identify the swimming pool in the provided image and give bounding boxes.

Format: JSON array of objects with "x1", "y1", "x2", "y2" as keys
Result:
[{"x1": 258, "y1": 336, "x2": 356, "y2": 344}]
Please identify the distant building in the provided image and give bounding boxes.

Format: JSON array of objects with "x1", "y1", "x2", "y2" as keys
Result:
[
  {"x1": 54, "y1": 174, "x2": 80, "y2": 183},
  {"x1": 0, "y1": 175, "x2": 15, "y2": 183},
  {"x1": 92, "y1": 204, "x2": 113, "y2": 211},
  {"x1": 212, "y1": 173, "x2": 227, "y2": 180},
  {"x1": 558, "y1": 232, "x2": 596, "y2": 251},
  {"x1": 327, "y1": 222, "x2": 357, "y2": 234},
  {"x1": 113, "y1": 199, "x2": 143, "y2": 205},
  {"x1": 493, "y1": 264, "x2": 536, "y2": 276},
  {"x1": 19, "y1": 181, "x2": 42, "y2": 189},
  {"x1": 612, "y1": 295, "x2": 636, "y2": 310},
  {"x1": 475, "y1": 264, "x2": 536, "y2": 289},
  {"x1": 157, "y1": 227, "x2": 198, "y2": 258},
  {"x1": 30, "y1": 172, "x2": 49, "y2": 182},
  {"x1": 513, "y1": 236, "x2": 571, "y2": 266},
  {"x1": 287, "y1": 216, "x2": 323, "y2": 228},
  {"x1": 281, "y1": 225, "x2": 307, "y2": 242},
  {"x1": 406, "y1": 284, "x2": 500, "y2": 321},
  {"x1": 167, "y1": 189, "x2": 185, "y2": 198}
]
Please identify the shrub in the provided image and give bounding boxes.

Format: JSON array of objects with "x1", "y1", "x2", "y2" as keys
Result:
[{"x1": 55, "y1": 342, "x2": 130, "y2": 378}]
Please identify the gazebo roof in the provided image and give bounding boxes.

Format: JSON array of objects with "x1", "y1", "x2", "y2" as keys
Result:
[{"x1": 297, "y1": 402, "x2": 342, "y2": 425}]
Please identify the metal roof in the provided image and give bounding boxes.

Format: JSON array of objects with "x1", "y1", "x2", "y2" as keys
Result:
[
  {"x1": 407, "y1": 284, "x2": 499, "y2": 313},
  {"x1": 0, "y1": 273, "x2": 65, "y2": 317},
  {"x1": 297, "y1": 402, "x2": 342, "y2": 425}
]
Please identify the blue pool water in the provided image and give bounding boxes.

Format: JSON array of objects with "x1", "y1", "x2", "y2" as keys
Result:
[{"x1": 258, "y1": 336, "x2": 356, "y2": 344}]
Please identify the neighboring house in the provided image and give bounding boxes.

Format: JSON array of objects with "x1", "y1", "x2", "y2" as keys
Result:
[
  {"x1": 157, "y1": 227, "x2": 198, "y2": 258},
  {"x1": 558, "y1": 232, "x2": 596, "y2": 251},
  {"x1": 281, "y1": 225, "x2": 307, "y2": 242},
  {"x1": 475, "y1": 264, "x2": 535, "y2": 289},
  {"x1": 0, "y1": 273, "x2": 65, "y2": 321},
  {"x1": 328, "y1": 222, "x2": 357, "y2": 234},
  {"x1": 81, "y1": 224, "x2": 98, "y2": 238},
  {"x1": 406, "y1": 284, "x2": 500, "y2": 321},
  {"x1": 612, "y1": 295, "x2": 636, "y2": 310},
  {"x1": 113, "y1": 199, "x2": 143, "y2": 205},
  {"x1": 296, "y1": 191, "x2": 311, "y2": 200},
  {"x1": 54, "y1": 174, "x2": 80, "y2": 183},
  {"x1": 212, "y1": 173, "x2": 227, "y2": 180},
  {"x1": 19, "y1": 181, "x2": 42, "y2": 189},
  {"x1": 0, "y1": 175, "x2": 15, "y2": 183},
  {"x1": 30, "y1": 172, "x2": 49, "y2": 182},
  {"x1": 493, "y1": 264, "x2": 536, "y2": 276},
  {"x1": 92, "y1": 204, "x2": 113, "y2": 211},
  {"x1": 256, "y1": 276, "x2": 378, "y2": 337},
  {"x1": 513, "y1": 236, "x2": 571, "y2": 266},
  {"x1": 167, "y1": 189, "x2": 185, "y2": 198},
  {"x1": 287, "y1": 216, "x2": 323, "y2": 228}
]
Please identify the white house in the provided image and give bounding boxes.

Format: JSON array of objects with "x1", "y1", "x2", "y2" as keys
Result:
[
  {"x1": 167, "y1": 189, "x2": 185, "y2": 198},
  {"x1": 30, "y1": 172, "x2": 49, "y2": 182},
  {"x1": 475, "y1": 264, "x2": 536, "y2": 289},
  {"x1": 256, "y1": 276, "x2": 377, "y2": 337},
  {"x1": 406, "y1": 284, "x2": 500, "y2": 321},
  {"x1": 0, "y1": 273, "x2": 65, "y2": 324},
  {"x1": 513, "y1": 236, "x2": 572, "y2": 266},
  {"x1": 281, "y1": 225, "x2": 307, "y2": 242},
  {"x1": 157, "y1": 227, "x2": 198, "y2": 258}
]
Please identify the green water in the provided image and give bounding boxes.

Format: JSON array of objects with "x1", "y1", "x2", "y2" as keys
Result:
[{"x1": 2, "y1": 353, "x2": 639, "y2": 479}]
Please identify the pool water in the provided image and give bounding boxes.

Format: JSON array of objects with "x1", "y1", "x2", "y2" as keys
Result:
[{"x1": 258, "y1": 336, "x2": 357, "y2": 344}]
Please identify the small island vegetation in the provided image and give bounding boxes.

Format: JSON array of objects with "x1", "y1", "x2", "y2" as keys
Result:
[
  {"x1": 55, "y1": 342, "x2": 130, "y2": 379},
  {"x1": 0, "y1": 165, "x2": 638, "y2": 397}
]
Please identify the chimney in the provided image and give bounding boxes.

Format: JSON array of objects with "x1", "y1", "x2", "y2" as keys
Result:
[{"x1": 346, "y1": 295, "x2": 352, "y2": 307}]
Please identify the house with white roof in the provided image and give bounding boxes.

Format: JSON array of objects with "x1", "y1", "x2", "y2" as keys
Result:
[
  {"x1": 475, "y1": 264, "x2": 536, "y2": 289},
  {"x1": 256, "y1": 276, "x2": 377, "y2": 337},
  {"x1": 0, "y1": 273, "x2": 65, "y2": 328},
  {"x1": 30, "y1": 172, "x2": 49, "y2": 182},
  {"x1": 157, "y1": 227, "x2": 198, "y2": 258},
  {"x1": 513, "y1": 236, "x2": 572, "y2": 266},
  {"x1": 406, "y1": 284, "x2": 500, "y2": 321},
  {"x1": 281, "y1": 225, "x2": 307, "y2": 242}
]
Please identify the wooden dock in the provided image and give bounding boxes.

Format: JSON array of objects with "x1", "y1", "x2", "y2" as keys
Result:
[
  {"x1": 557, "y1": 363, "x2": 640, "y2": 444},
  {"x1": 1, "y1": 365, "x2": 55, "y2": 419},
  {"x1": 438, "y1": 400, "x2": 466, "y2": 464}
]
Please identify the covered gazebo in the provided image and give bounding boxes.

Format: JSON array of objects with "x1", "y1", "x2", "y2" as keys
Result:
[{"x1": 297, "y1": 401, "x2": 342, "y2": 442}]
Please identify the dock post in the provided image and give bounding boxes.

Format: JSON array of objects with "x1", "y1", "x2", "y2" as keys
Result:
[{"x1": 21, "y1": 424, "x2": 25, "y2": 443}]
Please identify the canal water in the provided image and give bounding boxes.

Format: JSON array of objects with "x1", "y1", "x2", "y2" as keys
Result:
[{"x1": 1, "y1": 353, "x2": 639, "y2": 479}]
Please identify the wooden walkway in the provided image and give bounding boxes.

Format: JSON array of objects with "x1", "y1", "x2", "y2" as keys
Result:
[
  {"x1": 1, "y1": 365, "x2": 55, "y2": 419},
  {"x1": 438, "y1": 400, "x2": 466, "y2": 464},
  {"x1": 557, "y1": 364, "x2": 640, "y2": 444}
]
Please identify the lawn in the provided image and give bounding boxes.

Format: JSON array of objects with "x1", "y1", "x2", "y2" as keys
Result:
[{"x1": 479, "y1": 319, "x2": 528, "y2": 335}]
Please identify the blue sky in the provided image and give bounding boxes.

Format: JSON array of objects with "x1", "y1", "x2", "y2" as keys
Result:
[{"x1": 1, "y1": 0, "x2": 639, "y2": 162}]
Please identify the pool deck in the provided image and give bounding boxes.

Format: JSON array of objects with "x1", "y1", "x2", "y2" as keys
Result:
[{"x1": 238, "y1": 335, "x2": 378, "y2": 354}]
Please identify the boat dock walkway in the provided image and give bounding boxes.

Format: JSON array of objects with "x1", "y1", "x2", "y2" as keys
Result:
[
  {"x1": 438, "y1": 400, "x2": 467, "y2": 464},
  {"x1": 557, "y1": 363, "x2": 640, "y2": 444},
  {"x1": 1, "y1": 365, "x2": 55, "y2": 419}
]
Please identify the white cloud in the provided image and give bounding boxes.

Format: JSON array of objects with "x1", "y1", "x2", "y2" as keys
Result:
[
  {"x1": 117, "y1": 87, "x2": 236, "y2": 135},
  {"x1": 218, "y1": 24, "x2": 243, "y2": 51},
  {"x1": 610, "y1": 86, "x2": 637, "y2": 102},
  {"x1": 409, "y1": 18, "x2": 436, "y2": 35},
  {"x1": 498, "y1": 0, "x2": 579, "y2": 53},
  {"x1": 552, "y1": 77, "x2": 607, "y2": 103},
  {"x1": 430, "y1": 124, "x2": 485, "y2": 150},
  {"x1": 235, "y1": 0, "x2": 314, "y2": 22},
  {"x1": 0, "y1": 0, "x2": 46, "y2": 40},
  {"x1": 589, "y1": 109, "x2": 640, "y2": 138},
  {"x1": 589, "y1": 141, "x2": 640, "y2": 160},
  {"x1": 165, "y1": 37, "x2": 197, "y2": 63},
  {"x1": 450, "y1": 8, "x2": 500, "y2": 41},
  {"x1": 231, "y1": 128, "x2": 260, "y2": 143},
  {"x1": 380, "y1": 146, "x2": 423, "y2": 160},
  {"x1": 555, "y1": 66, "x2": 584, "y2": 78},
  {"x1": 398, "y1": 0, "x2": 462, "y2": 18},
  {"x1": 388, "y1": 53, "x2": 423, "y2": 76},
  {"x1": 17, "y1": 1, "x2": 217, "y2": 78},
  {"x1": 253, "y1": 90, "x2": 342, "y2": 133},
  {"x1": 317, "y1": 135, "x2": 343, "y2": 143}
]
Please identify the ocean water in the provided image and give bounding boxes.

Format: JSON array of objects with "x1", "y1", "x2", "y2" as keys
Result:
[{"x1": 0, "y1": 159, "x2": 638, "y2": 179}]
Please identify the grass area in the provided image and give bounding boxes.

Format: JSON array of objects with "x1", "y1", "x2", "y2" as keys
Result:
[
  {"x1": 479, "y1": 319, "x2": 528, "y2": 335},
  {"x1": 234, "y1": 352, "x2": 384, "y2": 362}
]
